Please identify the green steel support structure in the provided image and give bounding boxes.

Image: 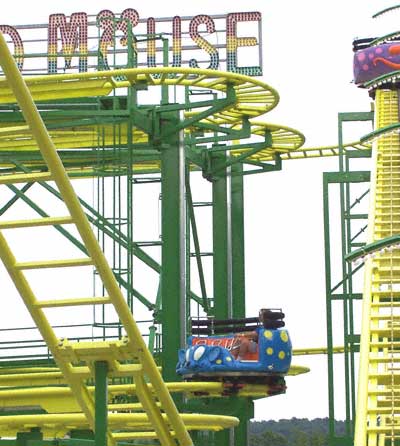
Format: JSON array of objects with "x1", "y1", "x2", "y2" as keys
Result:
[
  {"x1": 0, "y1": 100, "x2": 260, "y2": 446},
  {"x1": 95, "y1": 361, "x2": 108, "y2": 446},
  {"x1": 212, "y1": 151, "x2": 230, "y2": 319},
  {"x1": 230, "y1": 162, "x2": 252, "y2": 445},
  {"x1": 231, "y1": 162, "x2": 246, "y2": 320},
  {"x1": 323, "y1": 111, "x2": 373, "y2": 446},
  {"x1": 0, "y1": 18, "x2": 299, "y2": 446},
  {"x1": 160, "y1": 110, "x2": 186, "y2": 383}
]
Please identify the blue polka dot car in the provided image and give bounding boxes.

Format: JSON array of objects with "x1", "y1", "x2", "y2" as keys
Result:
[{"x1": 176, "y1": 309, "x2": 291, "y2": 396}]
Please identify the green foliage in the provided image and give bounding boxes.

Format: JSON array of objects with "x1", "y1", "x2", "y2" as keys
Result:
[
  {"x1": 249, "y1": 418, "x2": 346, "y2": 446},
  {"x1": 250, "y1": 430, "x2": 288, "y2": 446}
]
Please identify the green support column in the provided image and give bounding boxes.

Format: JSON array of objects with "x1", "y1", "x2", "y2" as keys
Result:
[
  {"x1": 160, "y1": 110, "x2": 186, "y2": 382},
  {"x1": 338, "y1": 118, "x2": 352, "y2": 441},
  {"x1": 211, "y1": 156, "x2": 250, "y2": 446},
  {"x1": 230, "y1": 162, "x2": 245, "y2": 319},
  {"x1": 323, "y1": 174, "x2": 336, "y2": 444},
  {"x1": 231, "y1": 163, "x2": 250, "y2": 446},
  {"x1": 212, "y1": 152, "x2": 230, "y2": 318},
  {"x1": 209, "y1": 157, "x2": 252, "y2": 446},
  {"x1": 187, "y1": 397, "x2": 253, "y2": 446},
  {"x1": 234, "y1": 399, "x2": 254, "y2": 446},
  {"x1": 95, "y1": 361, "x2": 108, "y2": 446},
  {"x1": 211, "y1": 151, "x2": 234, "y2": 446}
]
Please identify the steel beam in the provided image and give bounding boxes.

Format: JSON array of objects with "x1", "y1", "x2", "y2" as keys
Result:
[
  {"x1": 94, "y1": 361, "x2": 108, "y2": 446},
  {"x1": 230, "y1": 162, "x2": 245, "y2": 319},
  {"x1": 160, "y1": 110, "x2": 186, "y2": 381},
  {"x1": 211, "y1": 152, "x2": 229, "y2": 319}
]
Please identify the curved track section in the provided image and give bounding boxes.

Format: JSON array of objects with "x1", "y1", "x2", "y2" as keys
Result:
[
  {"x1": 0, "y1": 413, "x2": 238, "y2": 439},
  {"x1": 0, "y1": 121, "x2": 305, "y2": 174},
  {"x1": 0, "y1": 68, "x2": 306, "y2": 177},
  {"x1": 0, "y1": 66, "x2": 279, "y2": 115},
  {"x1": 0, "y1": 122, "x2": 370, "y2": 174}
]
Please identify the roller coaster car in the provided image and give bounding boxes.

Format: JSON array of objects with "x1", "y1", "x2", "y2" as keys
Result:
[
  {"x1": 353, "y1": 37, "x2": 400, "y2": 86},
  {"x1": 176, "y1": 309, "x2": 291, "y2": 396}
]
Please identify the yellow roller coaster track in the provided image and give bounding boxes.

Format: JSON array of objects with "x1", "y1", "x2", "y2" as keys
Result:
[
  {"x1": 0, "y1": 123, "x2": 369, "y2": 174},
  {"x1": 0, "y1": 376, "x2": 309, "y2": 413},
  {"x1": 0, "y1": 120, "x2": 305, "y2": 173},
  {"x1": 0, "y1": 65, "x2": 370, "y2": 175},
  {"x1": 0, "y1": 30, "x2": 314, "y2": 445},
  {"x1": 0, "y1": 363, "x2": 308, "y2": 389},
  {"x1": 0, "y1": 66, "x2": 308, "y2": 177},
  {"x1": 354, "y1": 88, "x2": 400, "y2": 446},
  {"x1": 0, "y1": 412, "x2": 237, "y2": 440}
]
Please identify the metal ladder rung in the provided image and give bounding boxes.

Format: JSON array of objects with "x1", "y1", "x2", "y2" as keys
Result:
[
  {"x1": 370, "y1": 256, "x2": 400, "y2": 262},
  {"x1": 367, "y1": 407, "x2": 400, "y2": 414},
  {"x1": 369, "y1": 388, "x2": 400, "y2": 395},
  {"x1": 374, "y1": 261, "x2": 400, "y2": 267},
  {"x1": 370, "y1": 327, "x2": 400, "y2": 336},
  {"x1": 70, "y1": 363, "x2": 143, "y2": 376},
  {"x1": 372, "y1": 290, "x2": 400, "y2": 296},
  {"x1": 371, "y1": 303, "x2": 400, "y2": 308},
  {"x1": 35, "y1": 296, "x2": 111, "y2": 308},
  {"x1": 375, "y1": 192, "x2": 400, "y2": 197},
  {"x1": 373, "y1": 267, "x2": 400, "y2": 273},
  {"x1": 0, "y1": 216, "x2": 74, "y2": 229},
  {"x1": 367, "y1": 426, "x2": 400, "y2": 434},
  {"x1": 374, "y1": 225, "x2": 397, "y2": 232},
  {"x1": 0, "y1": 172, "x2": 53, "y2": 185},
  {"x1": 370, "y1": 341, "x2": 400, "y2": 348},
  {"x1": 369, "y1": 355, "x2": 400, "y2": 363},
  {"x1": 15, "y1": 257, "x2": 94, "y2": 270},
  {"x1": 370, "y1": 315, "x2": 400, "y2": 320},
  {"x1": 374, "y1": 219, "x2": 400, "y2": 224}
]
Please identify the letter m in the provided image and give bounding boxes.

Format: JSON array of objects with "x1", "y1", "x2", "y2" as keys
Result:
[{"x1": 48, "y1": 13, "x2": 88, "y2": 73}]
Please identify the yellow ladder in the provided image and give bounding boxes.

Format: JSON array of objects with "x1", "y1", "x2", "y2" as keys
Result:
[
  {"x1": 0, "y1": 34, "x2": 192, "y2": 446},
  {"x1": 355, "y1": 88, "x2": 400, "y2": 445}
]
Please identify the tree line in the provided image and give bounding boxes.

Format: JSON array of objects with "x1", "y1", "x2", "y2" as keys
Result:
[{"x1": 249, "y1": 418, "x2": 346, "y2": 446}]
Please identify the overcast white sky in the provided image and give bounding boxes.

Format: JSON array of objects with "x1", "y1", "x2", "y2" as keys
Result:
[{"x1": 0, "y1": 0, "x2": 397, "y2": 423}]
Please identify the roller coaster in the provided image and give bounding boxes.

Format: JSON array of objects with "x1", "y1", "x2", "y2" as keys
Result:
[
  {"x1": 0, "y1": 10, "x2": 309, "y2": 446},
  {"x1": 0, "y1": 4, "x2": 398, "y2": 446}
]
